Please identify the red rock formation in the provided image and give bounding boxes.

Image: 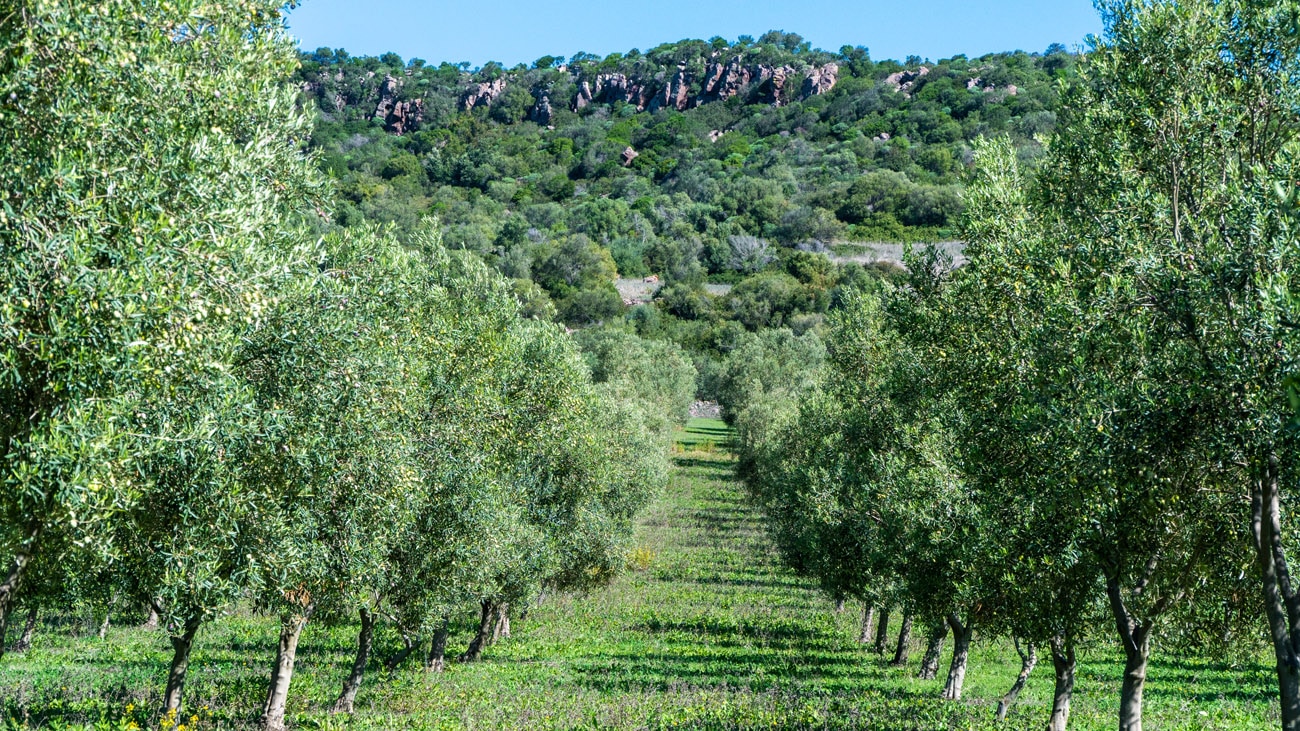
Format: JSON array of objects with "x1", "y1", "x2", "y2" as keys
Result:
[
  {"x1": 801, "y1": 63, "x2": 838, "y2": 98},
  {"x1": 460, "y1": 78, "x2": 507, "y2": 111},
  {"x1": 372, "y1": 75, "x2": 423, "y2": 135}
]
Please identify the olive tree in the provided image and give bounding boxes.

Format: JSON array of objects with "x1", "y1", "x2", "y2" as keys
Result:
[
  {"x1": 1005, "y1": 3, "x2": 1299, "y2": 728},
  {"x1": 238, "y1": 227, "x2": 431, "y2": 731},
  {"x1": 0, "y1": 0, "x2": 323, "y2": 636}
]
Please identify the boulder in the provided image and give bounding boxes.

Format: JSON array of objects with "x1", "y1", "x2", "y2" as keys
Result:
[{"x1": 621, "y1": 147, "x2": 639, "y2": 166}]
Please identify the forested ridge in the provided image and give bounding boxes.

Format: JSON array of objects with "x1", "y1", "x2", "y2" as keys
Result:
[
  {"x1": 7, "y1": 1, "x2": 1300, "y2": 731},
  {"x1": 293, "y1": 35, "x2": 1068, "y2": 361}
]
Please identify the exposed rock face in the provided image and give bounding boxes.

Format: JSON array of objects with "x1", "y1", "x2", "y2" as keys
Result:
[
  {"x1": 754, "y1": 65, "x2": 797, "y2": 105},
  {"x1": 372, "y1": 74, "x2": 423, "y2": 135},
  {"x1": 802, "y1": 63, "x2": 838, "y2": 97},
  {"x1": 649, "y1": 66, "x2": 691, "y2": 112},
  {"x1": 571, "y1": 61, "x2": 838, "y2": 112},
  {"x1": 700, "y1": 57, "x2": 753, "y2": 103},
  {"x1": 386, "y1": 99, "x2": 423, "y2": 135},
  {"x1": 529, "y1": 95, "x2": 553, "y2": 125},
  {"x1": 461, "y1": 78, "x2": 507, "y2": 111},
  {"x1": 621, "y1": 146, "x2": 639, "y2": 166},
  {"x1": 885, "y1": 66, "x2": 929, "y2": 96},
  {"x1": 589, "y1": 73, "x2": 653, "y2": 109}
]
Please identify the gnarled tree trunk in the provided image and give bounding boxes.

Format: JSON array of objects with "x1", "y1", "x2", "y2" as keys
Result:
[
  {"x1": 163, "y1": 614, "x2": 203, "y2": 714},
  {"x1": 426, "y1": 620, "x2": 449, "y2": 672},
  {"x1": 942, "y1": 613, "x2": 972, "y2": 700},
  {"x1": 143, "y1": 605, "x2": 159, "y2": 630},
  {"x1": 331, "y1": 607, "x2": 375, "y2": 714},
  {"x1": 260, "y1": 606, "x2": 314, "y2": 731},
  {"x1": 1048, "y1": 635, "x2": 1076, "y2": 731},
  {"x1": 918, "y1": 621, "x2": 947, "y2": 680},
  {"x1": 995, "y1": 638, "x2": 1037, "y2": 721},
  {"x1": 493, "y1": 602, "x2": 510, "y2": 641},
  {"x1": 1253, "y1": 452, "x2": 1300, "y2": 731},
  {"x1": 873, "y1": 606, "x2": 891, "y2": 654},
  {"x1": 859, "y1": 605, "x2": 876, "y2": 645},
  {"x1": 891, "y1": 610, "x2": 913, "y2": 666},
  {"x1": 458, "y1": 600, "x2": 497, "y2": 662},
  {"x1": 13, "y1": 605, "x2": 37, "y2": 652}
]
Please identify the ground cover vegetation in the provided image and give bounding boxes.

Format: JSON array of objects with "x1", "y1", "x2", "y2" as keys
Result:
[
  {"x1": 0, "y1": 424, "x2": 1283, "y2": 730},
  {"x1": 6, "y1": 0, "x2": 1300, "y2": 730}
]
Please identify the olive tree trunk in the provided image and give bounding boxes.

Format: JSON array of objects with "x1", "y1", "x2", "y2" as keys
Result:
[
  {"x1": 260, "y1": 606, "x2": 314, "y2": 731},
  {"x1": 13, "y1": 605, "x2": 37, "y2": 652},
  {"x1": 1253, "y1": 453, "x2": 1300, "y2": 731},
  {"x1": 143, "y1": 605, "x2": 159, "y2": 630},
  {"x1": 493, "y1": 602, "x2": 510, "y2": 641},
  {"x1": 426, "y1": 619, "x2": 450, "y2": 672},
  {"x1": 0, "y1": 533, "x2": 37, "y2": 660},
  {"x1": 859, "y1": 605, "x2": 876, "y2": 645},
  {"x1": 873, "y1": 606, "x2": 891, "y2": 654},
  {"x1": 331, "y1": 607, "x2": 375, "y2": 714},
  {"x1": 163, "y1": 614, "x2": 203, "y2": 715},
  {"x1": 891, "y1": 611, "x2": 913, "y2": 666},
  {"x1": 918, "y1": 621, "x2": 947, "y2": 680},
  {"x1": 1048, "y1": 635, "x2": 1076, "y2": 731},
  {"x1": 942, "y1": 613, "x2": 972, "y2": 700},
  {"x1": 458, "y1": 600, "x2": 497, "y2": 663},
  {"x1": 1106, "y1": 576, "x2": 1152, "y2": 731},
  {"x1": 995, "y1": 639, "x2": 1037, "y2": 722}
]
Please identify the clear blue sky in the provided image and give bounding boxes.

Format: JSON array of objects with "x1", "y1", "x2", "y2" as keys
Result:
[{"x1": 286, "y1": 0, "x2": 1102, "y2": 68}]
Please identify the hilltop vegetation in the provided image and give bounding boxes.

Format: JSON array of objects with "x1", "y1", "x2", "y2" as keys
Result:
[{"x1": 293, "y1": 35, "x2": 1071, "y2": 353}]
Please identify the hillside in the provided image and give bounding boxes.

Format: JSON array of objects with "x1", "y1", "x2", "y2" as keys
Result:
[{"x1": 294, "y1": 34, "x2": 1070, "y2": 342}]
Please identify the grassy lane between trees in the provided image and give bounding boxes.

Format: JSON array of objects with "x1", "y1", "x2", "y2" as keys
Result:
[{"x1": 0, "y1": 420, "x2": 1280, "y2": 730}]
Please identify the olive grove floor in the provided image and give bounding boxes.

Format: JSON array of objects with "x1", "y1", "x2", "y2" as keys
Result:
[{"x1": 0, "y1": 420, "x2": 1280, "y2": 730}]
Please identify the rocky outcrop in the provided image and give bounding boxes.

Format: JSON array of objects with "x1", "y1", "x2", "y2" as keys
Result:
[
  {"x1": 700, "y1": 57, "x2": 753, "y2": 103},
  {"x1": 754, "y1": 65, "x2": 797, "y2": 105},
  {"x1": 460, "y1": 78, "x2": 507, "y2": 111},
  {"x1": 621, "y1": 147, "x2": 639, "y2": 166},
  {"x1": 649, "y1": 66, "x2": 691, "y2": 112},
  {"x1": 372, "y1": 74, "x2": 423, "y2": 135},
  {"x1": 885, "y1": 66, "x2": 929, "y2": 96},
  {"x1": 966, "y1": 77, "x2": 1019, "y2": 95},
  {"x1": 587, "y1": 73, "x2": 653, "y2": 110},
  {"x1": 802, "y1": 63, "x2": 838, "y2": 97},
  {"x1": 529, "y1": 95, "x2": 553, "y2": 125},
  {"x1": 571, "y1": 60, "x2": 838, "y2": 112}
]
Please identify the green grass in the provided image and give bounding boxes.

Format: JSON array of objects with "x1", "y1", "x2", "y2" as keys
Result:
[{"x1": 0, "y1": 419, "x2": 1281, "y2": 730}]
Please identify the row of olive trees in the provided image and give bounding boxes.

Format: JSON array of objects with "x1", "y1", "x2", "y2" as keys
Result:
[
  {"x1": 0, "y1": 3, "x2": 690, "y2": 729},
  {"x1": 730, "y1": 2, "x2": 1300, "y2": 730}
]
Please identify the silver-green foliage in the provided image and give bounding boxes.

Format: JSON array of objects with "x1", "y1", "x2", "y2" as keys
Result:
[{"x1": 0, "y1": 0, "x2": 324, "y2": 627}]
